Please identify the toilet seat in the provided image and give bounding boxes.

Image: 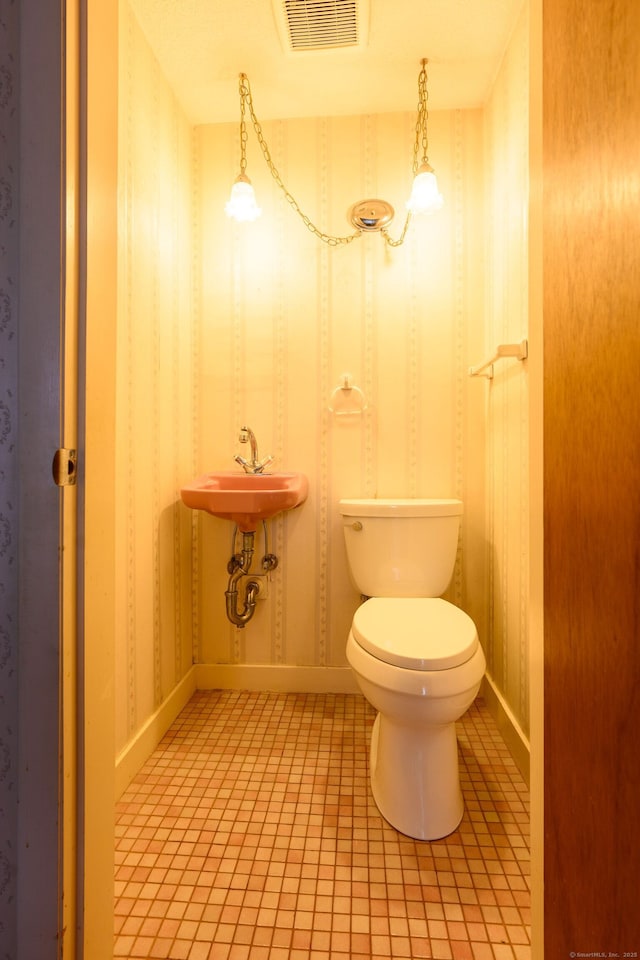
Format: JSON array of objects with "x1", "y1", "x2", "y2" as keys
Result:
[{"x1": 352, "y1": 597, "x2": 478, "y2": 671}]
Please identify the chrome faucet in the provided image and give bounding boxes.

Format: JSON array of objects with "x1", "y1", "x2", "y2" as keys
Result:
[{"x1": 234, "y1": 425, "x2": 274, "y2": 474}]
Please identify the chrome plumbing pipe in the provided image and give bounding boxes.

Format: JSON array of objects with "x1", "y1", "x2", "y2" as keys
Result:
[{"x1": 225, "y1": 530, "x2": 260, "y2": 628}]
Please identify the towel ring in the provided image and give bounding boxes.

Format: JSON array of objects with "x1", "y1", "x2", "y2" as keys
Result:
[{"x1": 328, "y1": 374, "x2": 368, "y2": 416}]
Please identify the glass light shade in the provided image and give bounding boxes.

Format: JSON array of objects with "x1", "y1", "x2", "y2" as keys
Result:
[
  {"x1": 225, "y1": 175, "x2": 262, "y2": 222},
  {"x1": 406, "y1": 164, "x2": 444, "y2": 214}
]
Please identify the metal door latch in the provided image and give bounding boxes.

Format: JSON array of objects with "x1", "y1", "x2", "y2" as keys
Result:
[{"x1": 52, "y1": 448, "x2": 77, "y2": 487}]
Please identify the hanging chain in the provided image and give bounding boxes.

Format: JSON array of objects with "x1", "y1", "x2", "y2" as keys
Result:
[
  {"x1": 239, "y1": 74, "x2": 248, "y2": 177},
  {"x1": 239, "y1": 74, "x2": 361, "y2": 247},
  {"x1": 381, "y1": 212, "x2": 412, "y2": 248},
  {"x1": 413, "y1": 59, "x2": 430, "y2": 173},
  {"x1": 237, "y1": 60, "x2": 430, "y2": 249},
  {"x1": 382, "y1": 58, "x2": 428, "y2": 247}
]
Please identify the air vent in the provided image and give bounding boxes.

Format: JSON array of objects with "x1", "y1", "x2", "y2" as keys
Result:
[{"x1": 274, "y1": 0, "x2": 368, "y2": 52}]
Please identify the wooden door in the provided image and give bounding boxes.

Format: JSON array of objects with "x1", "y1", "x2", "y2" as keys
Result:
[{"x1": 543, "y1": 0, "x2": 640, "y2": 951}]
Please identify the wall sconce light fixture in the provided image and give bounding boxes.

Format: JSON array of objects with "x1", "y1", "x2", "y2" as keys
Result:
[{"x1": 225, "y1": 59, "x2": 443, "y2": 247}]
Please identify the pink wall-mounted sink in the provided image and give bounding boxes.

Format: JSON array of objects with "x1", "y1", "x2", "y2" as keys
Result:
[{"x1": 180, "y1": 471, "x2": 309, "y2": 531}]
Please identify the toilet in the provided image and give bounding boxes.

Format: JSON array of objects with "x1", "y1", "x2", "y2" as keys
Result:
[{"x1": 339, "y1": 498, "x2": 486, "y2": 841}]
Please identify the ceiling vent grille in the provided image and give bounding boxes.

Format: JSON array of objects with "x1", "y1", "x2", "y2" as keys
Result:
[{"x1": 276, "y1": 0, "x2": 365, "y2": 52}]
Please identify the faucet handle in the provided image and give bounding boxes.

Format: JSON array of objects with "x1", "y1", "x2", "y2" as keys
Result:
[{"x1": 255, "y1": 454, "x2": 274, "y2": 474}]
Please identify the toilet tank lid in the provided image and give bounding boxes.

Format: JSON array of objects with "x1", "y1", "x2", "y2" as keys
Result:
[
  {"x1": 339, "y1": 498, "x2": 463, "y2": 518},
  {"x1": 352, "y1": 598, "x2": 478, "y2": 670}
]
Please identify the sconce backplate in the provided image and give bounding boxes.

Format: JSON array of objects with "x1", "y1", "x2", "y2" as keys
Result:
[{"x1": 348, "y1": 199, "x2": 395, "y2": 233}]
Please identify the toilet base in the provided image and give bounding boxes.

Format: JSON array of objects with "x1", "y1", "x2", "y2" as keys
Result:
[{"x1": 369, "y1": 713, "x2": 464, "y2": 841}]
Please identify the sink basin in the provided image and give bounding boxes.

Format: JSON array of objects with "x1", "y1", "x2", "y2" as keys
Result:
[{"x1": 180, "y1": 470, "x2": 309, "y2": 531}]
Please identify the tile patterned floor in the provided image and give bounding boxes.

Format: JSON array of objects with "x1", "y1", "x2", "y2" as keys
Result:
[{"x1": 114, "y1": 692, "x2": 530, "y2": 960}]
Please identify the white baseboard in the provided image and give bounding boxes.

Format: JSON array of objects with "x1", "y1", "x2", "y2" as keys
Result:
[
  {"x1": 115, "y1": 665, "x2": 198, "y2": 799},
  {"x1": 480, "y1": 674, "x2": 530, "y2": 785},
  {"x1": 196, "y1": 662, "x2": 360, "y2": 694},
  {"x1": 115, "y1": 663, "x2": 359, "y2": 798}
]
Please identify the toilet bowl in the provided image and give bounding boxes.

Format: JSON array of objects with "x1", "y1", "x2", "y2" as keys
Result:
[
  {"x1": 339, "y1": 498, "x2": 485, "y2": 841},
  {"x1": 347, "y1": 597, "x2": 485, "y2": 840}
]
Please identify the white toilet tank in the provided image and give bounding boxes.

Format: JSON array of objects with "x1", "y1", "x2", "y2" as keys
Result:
[{"x1": 338, "y1": 498, "x2": 463, "y2": 598}]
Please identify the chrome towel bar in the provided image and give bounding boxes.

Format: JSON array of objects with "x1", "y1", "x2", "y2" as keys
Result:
[{"x1": 468, "y1": 339, "x2": 528, "y2": 379}]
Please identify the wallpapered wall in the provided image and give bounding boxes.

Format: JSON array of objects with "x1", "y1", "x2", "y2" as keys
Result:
[
  {"x1": 0, "y1": 2, "x2": 18, "y2": 949},
  {"x1": 483, "y1": 4, "x2": 531, "y2": 737},
  {"x1": 116, "y1": 0, "x2": 530, "y2": 756},
  {"x1": 115, "y1": 0, "x2": 196, "y2": 752},
  {"x1": 194, "y1": 111, "x2": 487, "y2": 670}
]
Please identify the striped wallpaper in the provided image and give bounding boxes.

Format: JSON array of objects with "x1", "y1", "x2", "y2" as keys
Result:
[{"x1": 114, "y1": 0, "x2": 531, "y2": 758}]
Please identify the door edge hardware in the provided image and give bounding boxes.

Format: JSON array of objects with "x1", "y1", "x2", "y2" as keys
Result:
[{"x1": 52, "y1": 448, "x2": 77, "y2": 487}]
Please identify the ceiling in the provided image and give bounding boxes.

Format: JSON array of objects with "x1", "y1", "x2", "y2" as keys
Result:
[{"x1": 129, "y1": 0, "x2": 524, "y2": 125}]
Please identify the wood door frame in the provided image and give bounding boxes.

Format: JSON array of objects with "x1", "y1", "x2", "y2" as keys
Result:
[
  {"x1": 528, "y1": 1, "x2": 544, "y2": 953},
  {"x1": 76, "y1": 0, "x2": 119, "y2": 955},
  {"x1": 14, "y1": 1, "x2": 119, "y2": 955}
]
